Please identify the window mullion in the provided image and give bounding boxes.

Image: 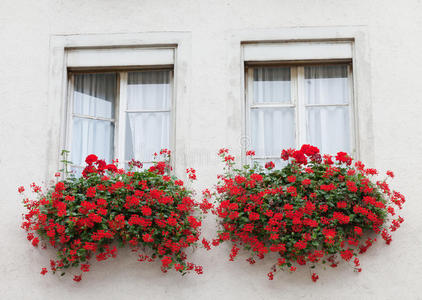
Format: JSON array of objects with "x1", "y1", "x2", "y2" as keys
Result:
[
  {"x1": 117, "y1": 72, "x2": 128, "y2": 167},
  {"x1": 66, "y1": 75, "x2": 75, "y2": 154},
  {"x1": 126, "y1": 109, "x2": 171, "y2": 113},
  {"x1": 348, "y1": 64, "x2": 357, "y2": 158},
  {"x1": 250, "y1": 103, "x2": 295, "y2": 109},
  {"x1": 64, "y1": 74, "x2": 75, "y2": 176},
  {"x1": 304, "y1": 103, "x2": 349, "y2": 107},
  {"x1": 296, "y1": 66, "x2": 306, "y2": 148},
  {"x1": 71, "y1": 113, "x2": 115, "y2": 122},
  {"x1": 169, "y1": 70, "x2": 175, "y2": 172},
  {"x1": 245, "y1": 68, "x2": 254, "y2": 165},
  {"x1": 290, "y1": 66, "x2": 298, "y2": 149}
]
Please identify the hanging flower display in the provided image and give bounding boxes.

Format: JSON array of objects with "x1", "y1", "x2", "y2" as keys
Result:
[
  {"x1": 20, "y1": 150, "x2": 205, "y2": 281},
  {"x1": 211, "y1": 145, "x2": 405, "y2": 281}
]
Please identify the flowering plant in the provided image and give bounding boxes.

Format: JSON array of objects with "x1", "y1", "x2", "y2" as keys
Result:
[
  {"x1": 20, "y1": 150, "x2": 204, "y2": 281},
  {"x1": 211, "y1": 145, "x2": 405, "y2": 281}
]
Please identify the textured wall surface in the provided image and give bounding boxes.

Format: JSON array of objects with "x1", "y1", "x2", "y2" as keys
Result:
[{"x1": 1, "y1": 0, "x2": 421, "y2": 299}]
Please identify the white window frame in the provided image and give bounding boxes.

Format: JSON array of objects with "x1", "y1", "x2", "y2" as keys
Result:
[
  {"x1": 245, "y1": 63, "x2": 355, "y2": 163},
  {"x1": 242, "y1": 40, "x2": 358, "y2": 164},
  {"x1": 47, "y1": 33, "x2": 191, "y2": 180},
  {"x1": 66, "y1": 68, "x2": 174, "y2": 171}
]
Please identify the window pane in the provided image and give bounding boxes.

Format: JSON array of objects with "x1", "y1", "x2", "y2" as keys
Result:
[
  {"x1": 305, "y1": 65, "x2": 349, "y2": 105},
  {"x1": 251, "y1": 107, "x2": 295, "y2": 157},
  {"x1": 306, "y1": 106, "x2": 350, "y2": 155},
  {"x1": 73, "y1": 73, "x2": 116, "y2": 118},
  {"x1": 253, "y1": 67, "x2": 291, "y2": 103},
  {"x1": 127, "y1": 70, "x2": 171, "y2": 110},
  {"x1": 70, "y1": 167, "x2": 83, "y2": 178},
  {"x1": 125, "y1": 112, "x2": 170, "y2": 162},
  {"x1": 252, "y1": 158, "x2": 286, "y2": 170},
  {"x1": 71, "y1": 117, "x2": 114, "y2": 166}
]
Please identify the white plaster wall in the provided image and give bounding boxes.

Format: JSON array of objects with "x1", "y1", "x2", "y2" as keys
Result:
[{"x1": 1, "y1": 0, "x2": 421, "y2": 299}]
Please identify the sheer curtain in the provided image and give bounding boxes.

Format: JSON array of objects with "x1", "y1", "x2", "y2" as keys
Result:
[
  {"x1": 251, "y1": 108, "x2": 295, "y2": 157},
  {"x1": 251, "y1": 67, "x2": 295, "y2": 166},
  {"x1": 125, "y1": 70, "x2": 171, "y2": 166},
  {"x1": 304, "y1": 65, "x2": 350, "y2": 155},
  {"x1": 253, "y1": 67, "x2": 291, "y2": 103},
  {"x1": 71, "y1": 73, "x2": 116, "y2": 167}
]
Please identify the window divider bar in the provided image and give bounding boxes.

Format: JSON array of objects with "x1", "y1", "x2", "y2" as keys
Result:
[
  {"x1": 348, "y1": 64, "x2": 358, "y2": 158},
  {"x1": 245, "y1": 68, "x2": 254, "y2": 166},
  {"x1": 169, "y1": 69, "x2": 175, "y2": 172},
  {"x1": 290, "y1": 66, "x2": 299, "y2": 147},
  {"x1": 250, "y1": 103, "x2": 295, "y2": 109},
  {"x1": 117, "y1": 72, "x2": 128, "y2": 166},
  {"x1": 70, "y1": 165, "x2": 83, "y2": 169},
  {"x1": 126, "y1": 109, "x2": 171, "y2": 113},
  {"x1": 297, "y1": 66, "x2": 307, "y2": 147},
  {"x1": 66, "y1": 75, "x2": 75, "y2": 156},
  {"x1": 304, "y1": 103, "x2": 349, "y2": 107},
  {"x1": 72, "y1": 113, "x2": 115, "y2": 122},
  {"x1": 125, "y1": 160, "x2": 155, "y2": 164}
]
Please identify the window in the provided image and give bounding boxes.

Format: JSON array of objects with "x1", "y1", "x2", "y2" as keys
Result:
[
  {"x1": 245, "y1": 63, "x2": 354, "y2": 167},
  {"x1": 68, "y1": 69, "x2": 173, "y2": 173}
]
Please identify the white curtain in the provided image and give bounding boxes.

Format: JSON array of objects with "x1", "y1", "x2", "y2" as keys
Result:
[
  {"x1": 127, "y1": 71, "x2": 171, "y2": 110},
  {"x1": 71, "y1": 73, "x2": 116, "y2": 166},
  {"x1": 253, "y1": 67, "x2": 290, "y2": 103},
  {"x1": 304, "y1": 65, "x2": 350, "y2": 154},
  {"x1": 251, "y1": 67, "x2": 294, "y2": 167},
  {"x1": 251, "y1": 107, "x2": 295, "y2": 157},
  {"x1": 305, "y1": 65, "x2": 348, "y2": 104},
  {"x1": 125, "y1": 70, "x2": 171, "y2": 163}
]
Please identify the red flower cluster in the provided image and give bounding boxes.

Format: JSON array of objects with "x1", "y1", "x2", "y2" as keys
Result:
[
  {"x1": 20, "y1": 151, "x2": 205, "y2": 281},
  {"x1": 213, "y1": 145, "x2": 405, "y2": 282}
]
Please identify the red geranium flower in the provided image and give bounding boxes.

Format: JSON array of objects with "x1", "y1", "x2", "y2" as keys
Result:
[{"x1": 85, "y1": 154, "x2": 98, "y2": 165}]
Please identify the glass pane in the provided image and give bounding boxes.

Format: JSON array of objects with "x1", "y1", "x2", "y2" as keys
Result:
[
  {"x1": 253, "y1": 67, "x2": 291, "y2": 103},
  {"x1": 127, "y1": 70, "x2": 171, "y2": 110},
  {"x1": 125, "y1": 112, "x2": 170, "y2": 163},
  {"x1": 305, "y1": 65, "x2": 349, "y2": 105},
  {"x1": 71, "y1": 117, "x2": 114, "y2": 166},
  {"x1": 251, "y1": 107, "x2": 295, "y2": 157},
  {"x1": 73, "y1": 73, "x2": 116, "y2": 118},
  {"x1": 252, "y1": 158, "x2": 287, "y2": 170},
  {"x1": 306, "y1": 106, "x2": 350, "y2": 155},
  {"x1": 70, "y1": 167, "x2": 83, "y2": 178},
  {"x1": 124, "y1": 162, "x2": 153, "y2": 171}
]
